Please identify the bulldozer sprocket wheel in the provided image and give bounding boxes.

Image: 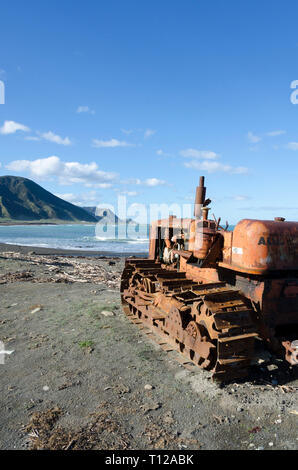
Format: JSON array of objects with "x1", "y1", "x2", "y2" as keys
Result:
[{"x1": 121, "y1": 259, "x2": 258, "y2": 382}]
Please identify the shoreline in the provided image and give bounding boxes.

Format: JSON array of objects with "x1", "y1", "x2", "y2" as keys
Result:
[
  {"x1": 0, "y1": 221, "x2": 97, "y2": 226},
  {"x1": 0, "y1": 242, "x2": 148, "y2": 258}
]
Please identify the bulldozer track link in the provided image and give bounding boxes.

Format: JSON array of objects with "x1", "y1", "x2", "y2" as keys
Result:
[{"x1": 121, "y1": 259, "x2": 258, "y2": 382}]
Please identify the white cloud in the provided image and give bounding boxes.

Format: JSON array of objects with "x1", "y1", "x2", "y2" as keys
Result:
[
  {"x1": 121, "y1": 177, "x2": 167, "y2": 187},
  {"x1": 119, "y1": 190, "x2": 138, "y2": 197},
  {"x1": 40, "y1": 131, "x2": 72, "y2": 146},
  {"x1": 25, "y1": 136, "x2": 41, "y2": 141},
  {"x1": 121, "y1": 178, "x2": 142, "y2": 185},
  {"x1": 184, "y1": 160, "x2": 249, "y2": 174},
  {"x1": 247, "y1": 131, "x2": 261, "y2": 144},
  {"x1": 0, "y1": 122, "x2": 72, "y2": 145},
  {"x1": 84, "y1": 183, "x2": 113, "y2": 189},
  {"x1": 287, "y1": 142, "x2": 298, "y2": 150},
  {"x1": 143, "y1": 178, "x2": 167, "y2": 187},
  {"x1": 7, "y1": 156, "x2": 62, "y2": 177},
  {"x1": 92, "y1": 138, "x2": 135, "y2": 148},
  {"x1": 6, "y1": 156, "x2": 117, "y2": 187},
  {"x1": 0, "y1": 120, "x2": 30, "y2": 135},
  {"x1": 180, "y1": 149, "x2": 219, "y2": 159},
  {"x1": 157, "y1": 149, "x2": 173, "y2": 157},
  {"x1": 121, "y1": 129, "x2": 134, "y2": 135},
  {"x1": 232, "y1": 195, "x2": 251, "y2": 201},
  {"x1": 266, "y1": 130, "x2": 286, "y2": 137},
  {"x1": 56, "y1": 192, "x2": 80, "y2": 202},
  {"x1": 144, "y1": 129, "x2": 156, "y2": 139},
  {"x1": 24, "y1": 131, "x2": 72, "y2": 145},
  {"x1": 55, "y1": 191, "x2": 99, "y2": 206},
  {"x1": 76, "y1": 106, "x2": 95, "y2": 115}
]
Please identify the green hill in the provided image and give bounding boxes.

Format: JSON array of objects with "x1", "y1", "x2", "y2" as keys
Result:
[{"x1": 0, "y1": 175, "x2": 97, "y2": 223}]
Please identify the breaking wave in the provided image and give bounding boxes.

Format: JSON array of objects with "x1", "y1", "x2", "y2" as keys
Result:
[{"x1": 0, "y1": 224, "x2": 149, "y2": 253}]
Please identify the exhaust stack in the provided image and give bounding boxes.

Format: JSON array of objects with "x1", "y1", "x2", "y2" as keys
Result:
[{"x1": 194, "y1": 176, "x2": 206, "y2": 219}]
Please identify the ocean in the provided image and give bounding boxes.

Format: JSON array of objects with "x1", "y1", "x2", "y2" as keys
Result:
[
  {"x1": 0, "y1": 224, "x2": 150, "y2": 253},
  {"x1": 0, "y1": 223, "x2": 235, "y2": 254}
]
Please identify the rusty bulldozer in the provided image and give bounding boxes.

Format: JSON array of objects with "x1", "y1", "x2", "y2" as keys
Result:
[{"x1": 121, "y1": 177, "x2": 298, "y2": 381}]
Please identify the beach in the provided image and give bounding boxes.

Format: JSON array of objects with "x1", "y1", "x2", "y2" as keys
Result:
[
  {"x1": 0, "y1": 244, "x2": 298, "y2": 450},
  {"x1": 0, "y1": 242, "x2": 147, "y2": 258}
]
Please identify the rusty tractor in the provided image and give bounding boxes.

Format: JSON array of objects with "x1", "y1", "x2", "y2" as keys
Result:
[{"x1": 121, "y1": 177, "x2": 298, "y2": 381}]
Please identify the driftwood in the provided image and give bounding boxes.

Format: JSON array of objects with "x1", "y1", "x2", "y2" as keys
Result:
[{"x1": 0, "y1": 252, "x2": 121, "y2": 287}]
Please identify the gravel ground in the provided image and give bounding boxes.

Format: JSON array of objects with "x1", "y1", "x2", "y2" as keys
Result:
[{"x1": 0, "y1": 247, "x2": 297, "y2": 451}]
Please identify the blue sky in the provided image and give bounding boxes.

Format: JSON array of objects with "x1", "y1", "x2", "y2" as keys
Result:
[{"x1": 1, "y1": 0, "x2": 298, "y2": 223}]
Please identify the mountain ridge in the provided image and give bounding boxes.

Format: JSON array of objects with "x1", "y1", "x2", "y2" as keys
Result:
[
  {"x1": 0, "y1": 175, "x2": 98, "y2": 223},
  {"x1": 82, "y1": 206, "x2": 135, "y2": 224}
]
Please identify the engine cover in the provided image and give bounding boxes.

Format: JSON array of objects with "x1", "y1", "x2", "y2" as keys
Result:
[{"x1": 223, "y1": 219, "x2": 298, "y2": 274}]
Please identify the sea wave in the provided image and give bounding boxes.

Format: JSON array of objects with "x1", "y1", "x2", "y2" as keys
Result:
[
  {"x1": 0, "y1": 224, "x2": 149, "y2": 253},
  {"x1": 93, "y1": 236, "x2": 149, "y2": 243}
]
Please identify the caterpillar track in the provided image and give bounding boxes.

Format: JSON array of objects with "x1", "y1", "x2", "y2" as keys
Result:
[{"x1": 121, "y1": 259, "x2": 258, "y2": 382}]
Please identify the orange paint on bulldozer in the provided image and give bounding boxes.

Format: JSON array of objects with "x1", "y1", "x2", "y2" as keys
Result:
[{"x1": 121, "y1": 177, "x2": 298, "y2": 381}]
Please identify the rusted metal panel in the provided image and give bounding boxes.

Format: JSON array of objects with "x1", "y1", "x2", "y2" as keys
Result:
[{"x1": 225, "y1": 219, "x2": 298, "y2": 273}]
